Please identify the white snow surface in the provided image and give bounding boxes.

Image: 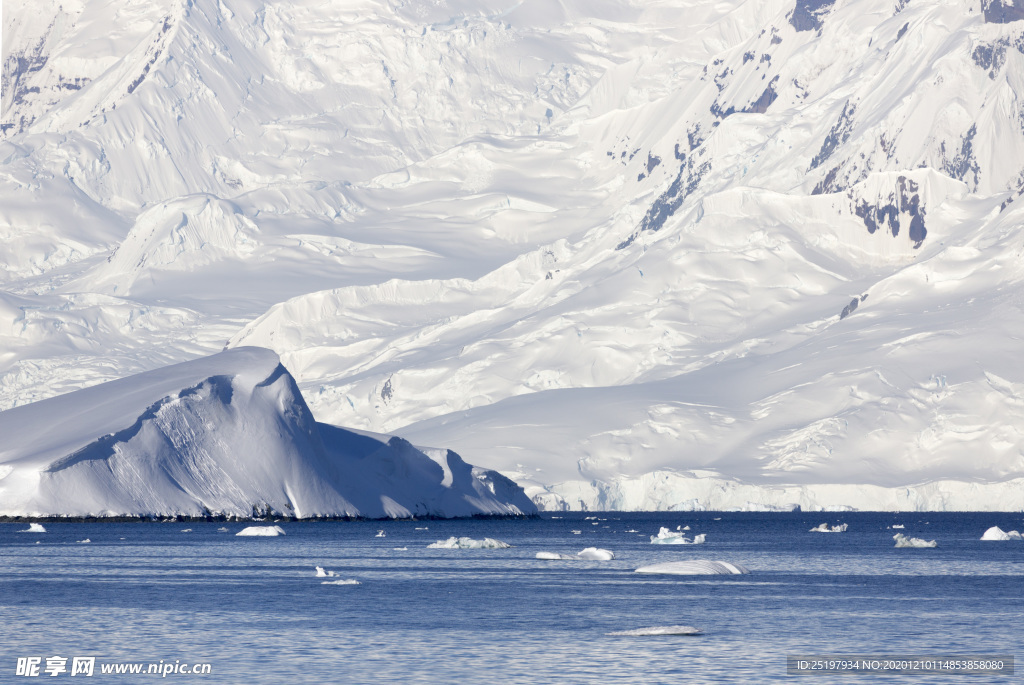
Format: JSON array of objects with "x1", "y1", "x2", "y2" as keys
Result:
[
  {"x1": 980, "y1": 526, "x2": 1022, "y2": 540},
  {"x1": 236, "y1": 525, "x2": 286, "y2": 537},
  {"x1": 427, "y1": 536, "x2": 512, "y2": 549},
  {"x1": 5, "y1": 0, "x2": 1024, "y2": 511},
  {"x1": 893, "y1": 533, "x2": 937, "y2": 548},
  {"x1": 635, "y1": 560, "x2": 750, "y2": 575},
  {"x1": 0, "y1": 347, "x2": 535, "y2": 518}
]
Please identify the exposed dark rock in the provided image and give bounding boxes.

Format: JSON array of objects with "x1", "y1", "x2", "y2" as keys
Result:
[
  {"x1": 849, "y1": 175, "x2": 927, "y2": 248},
  {"x1": 896, "y1": 22, "x2": 909, "y2": 40},
  {"x1": 983, "y1": 0, "x2": 1024, "y2": 23},
  {"x1": 743, "y1": 51, "x2": 755, "y2": 63},
  {"x1": 840, "y1": 298, "x2": 858, "y2": 319},
  {"x1": 745, "y1": 76, "x2": 780, "y2": 114},
  {"x1": 972, "y1": 43, "x2": 1007, "y2": 78},
  {"x1": 812, "y1": 165, "x2": 842, "y2": 195},
  {"x1": 788, "y1": 0, "x2": 838, "y2": 32},
  {"x1": 646, "y1": 153, "x2": 662, "y2": 173},
  {"x1": 940, "y1": 124, "x2": 980, "y2": 191},
  {"x1": 618, "y1": 156, "x2": 712, "y2": 249},
  {"x1": 809, "y1": 100, "x2": 856, "y2": 170},
  {"x1": 770, "y1": 28, "x2": 783, "y2": 45}
]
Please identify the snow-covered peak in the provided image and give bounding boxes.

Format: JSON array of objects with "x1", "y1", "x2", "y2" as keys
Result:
[{"x1": 0, "y1": 347, "x2": 535, "y2": 518}]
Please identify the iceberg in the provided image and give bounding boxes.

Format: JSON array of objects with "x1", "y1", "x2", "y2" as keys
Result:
[
  {"x1": 893, "y1": 533, "x2": 936, "y2": 548},
  {"x1": 536, "y1": 552, "x2": 576, "y2": 560},
  {"x1": 650, "y1": 526, "x2": 706, "y2": 544},
  {"x1": 607, "y1": 626, "x2": 703, "y2": 636},
  {"x1": 809, "y1": 523, "x2": 848, "y2": 533},
  {"x1": 427, "y1": 537, "x2": 512, "y2": 549},
  {"x1": 576, "y1": 547, "x2": 615, "y2": 561},
  {"x1": 236, "y1": 525, "x2": 286, "y2": 537},
  {"x1": 0, "y1": 348, "x2": 536, "y2": 519},
  {"x1": 980, "y1": 526, "x2": 1022, "y2": 541},
  {"x1": 635, "y1": 560, "x2": 750, "y2": 575},
  {"x1": 315, "y1": 566, "x2": 336, "y2": 577},
  {"x1": 17, "y1": 523, "x2": 46, "y2": 533}
]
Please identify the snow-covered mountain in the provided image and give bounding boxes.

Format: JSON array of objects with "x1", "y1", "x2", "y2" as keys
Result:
[
  {"x1": 4, "y1": 0, "x2": 1024, "y2": 511},
  {"x1": 0, "y1": 346, "x2": 535, "y2": 518}
]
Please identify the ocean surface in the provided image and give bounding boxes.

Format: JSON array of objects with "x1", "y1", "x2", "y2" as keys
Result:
[{"x1": 2, "y1": 512, "x2": 1021, "y2": 683}]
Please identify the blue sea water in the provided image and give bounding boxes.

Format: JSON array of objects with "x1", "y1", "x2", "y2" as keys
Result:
[{"x1": 1, "y1": 512, "x2": 1021, "y2": 683}]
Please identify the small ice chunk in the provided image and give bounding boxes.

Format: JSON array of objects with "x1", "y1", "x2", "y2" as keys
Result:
[
  {"x1": 893, "y1": 533, "x2": 936, "y2": 548},
  {"x1": 321, "y1": 579, "x2": 361, "y2": 585},
  {"x1": 625, "y1": 529, "x2": 638, "y2": 533},
  {"x1": 536, "y1": 551, "x2": 576, "y2": 560},
  {"x1": 635, "y1": 560, "x2": 749, "y2": 575},
  {"x1": 375, "y1": 530, "x2": 386, "y2": 538},
  {"x1": 571, "y1": 530, "x2": 582, "y2": 535},
  {"x1": 236, "y1": 525, "x2": 286, "y2": 537},
  {"x1": 980, "y1": 526, "x2": 1022, "y2": 541},
  {"x1": 180, "y1": 528, "x2": 192, "y2": 533},
  {"x1": 77, "y1": 539, "x2": 91, "y2": 544},
  {"x1": 392, "y1": 547, "x2": 408, "y2": 551},
  {"x1": 18, "y1": 523, "x2": 46, "y2": 533},
  {"x1": 315, "y1": 566, "x2": 336, "y2": 577},
  {"x1": 607, "y1": 625, "x2": 703, "y2": 636},
  {"x1": 576, "y1": 547, "x2": 614, "y2": 561},
  {"x1": 891, "y1": 524, "x2": 905, "y2": 529},
  {"x1": 415, "y1": 527, "x2": 428, "y2": 530},
  {"x1": 809, "y1": 523, "x2": 848, "y2": 533},
  {"x1": 217, "y1": 527, "x2": 229, "y2": 532},
  {"x1": 650, "y1": 527, "x2": 705, "y2": 544},
  {"x1": 427, "y1": 537, "x2": 512, "y2": 549}
]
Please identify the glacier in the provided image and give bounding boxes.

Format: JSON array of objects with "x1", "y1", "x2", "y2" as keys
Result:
[
  {"x1": 4, "y1": 0, "x2": 1024, "y2": 511},
  {"x1": 0, "y1": 347, "x2": 536, "y2": 518}
]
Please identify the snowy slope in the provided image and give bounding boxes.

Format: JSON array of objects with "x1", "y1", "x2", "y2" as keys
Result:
[
  {"x1": 0, "y1": 347, "x2": 535, "y2": 518},
  {"x1": 4, "y1": 0, "x2": 1024, "y2": 511}
]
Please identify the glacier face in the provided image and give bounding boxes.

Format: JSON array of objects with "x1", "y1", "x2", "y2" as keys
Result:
[
  {"x1": 4, "y1": 0, "x2": 1024, "y2": 511},
  {"x1": 0, "y1": 346, "x2": 536, "y2": 518}
]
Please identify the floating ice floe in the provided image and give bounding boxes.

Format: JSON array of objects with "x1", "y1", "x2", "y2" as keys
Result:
[
  {"x1": 321, "y1": 579, "x2": 360, "y2": 585},
  {"x1": 607, "y1": 625, "x2": 703, "y2": 636},
  {"x1": 576, "y1": 547, "x2": 615, "y2": 561},
  {"x1": 809, "y1": 523, "x2": 848, "y2": 533},
  {"x1": 236, "y1": 525, "x2": 286, "y2": 537},
  {"x1": 625, "y1": 529, "x2": 638, "y2": 533},
  {"x1": 891, "y1": 524, "x2": 905, "y2": 529},
  {"x1": 650, "y1": 526, "x2": 705, "y2": 544},
  {"x1": 18, "y1": 523, "x2": 46, "y2": 533},
  {"x1": 893, "y1": 533, "x2": 936, "y2": 548},
  {"x1": 980, "y1": 526, "x2": 1023, "y2": 541},
  {"x1": 392, "y1": 547, "x2": 408, "y2": 551},
  {"x1": 427, "y1": 536, "x2": 511, "y2": 549},
  {"x1": 536, "y1": 552, "x2": 576, "y2": 560},
  {"x1": 635, "y1": 560, "x2": 749, "y2": 575},
  {"x1": 315, "y1": 566, "x2": 336, "y2": 577}
]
